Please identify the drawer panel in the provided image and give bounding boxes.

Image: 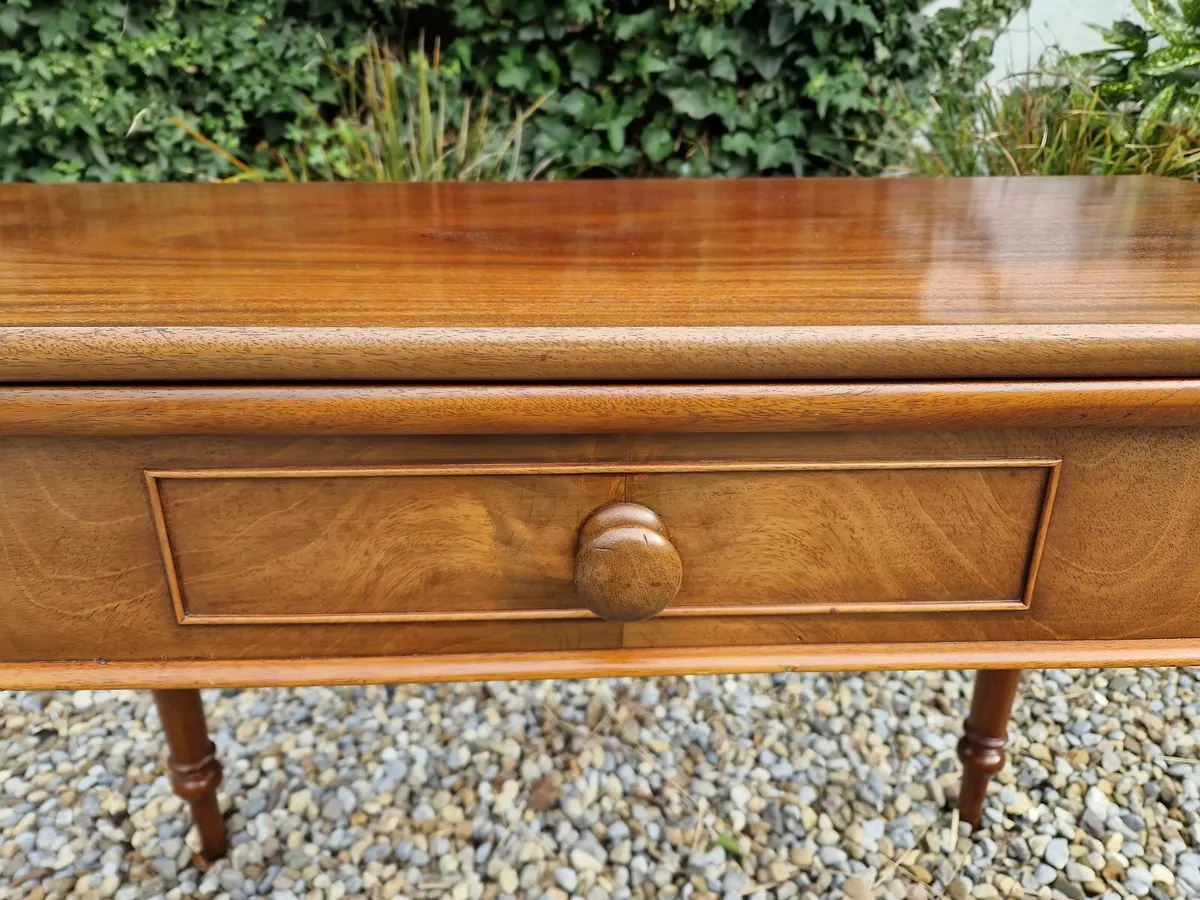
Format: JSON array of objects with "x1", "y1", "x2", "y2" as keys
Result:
[
  {"x1": 149, "y1": 467, "x2": 623, "y2": 623},
  {"x1": 629, "y1": 460, "x2": 1058, "y2": 615},
  {"x1": 4, "y1": 428, "x2": 1200, "y2": 679},
  {"x1": 148, "y1": 458, "x2": 1058, "y2": 625}
]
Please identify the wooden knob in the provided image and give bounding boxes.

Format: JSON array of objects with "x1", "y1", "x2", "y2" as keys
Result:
[{"x1": 575, "y1": 502, "x2": 682, "y2": 622}]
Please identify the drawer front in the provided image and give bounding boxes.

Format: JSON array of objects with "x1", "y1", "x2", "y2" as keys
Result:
[
  {"x1": 3, "y1": 429, "x2": 1200, "y2": 675},
  {"x1": 149, "y1": 459, "x2": 1057, "y2": 625},
  {"x1": 150, "y1": 468, "x2": 622, "y2": 623},
  {"x1": 630, "y1": 461, "x2": 1056, "y2": 616}
]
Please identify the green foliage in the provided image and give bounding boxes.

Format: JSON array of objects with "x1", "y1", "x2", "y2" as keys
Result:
[
  {"x1": 0, "y1": 0, "x2": 392, "y2": 182},
  {"x1": 1081, "y1": 0, "x2": 1200, "y2": 121},
  {"x1": 442, "y1": 0, "x2": 1028, "y2": 177},
  {"x1": 4, "y1": 0, "x2": 1027, "y2": 182},
  {"x1": 178, "y1": 40, "x2": 550, "y2": 182},
  {"x1": 886, "y1": 72, "x2": 1200, "y2": 180}
]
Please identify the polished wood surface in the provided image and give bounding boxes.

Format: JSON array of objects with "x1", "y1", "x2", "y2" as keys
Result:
[
  {"x1": 956, "y1": 670, "x2": 1022, "y2": 827},
  {"x1": 3, "y1": 428, "x2": 1200, "y2": 675},
  {"x1": 152, "y1": 689, "x2": 227, "y2": 860},
  {"x1": 3, "y1": 178, "x2": 1196, "y2": 327},
  {"x1": 7, "y1": 640, "x2": 1200, "y2": 691},
  {"x1": 6, "y1": 324, "x2": 1200, "y2": 382},
  {"x1": 149, "y1": 468, "x2": 622, "y2": 623},
  {"x1": 142, "y1": 459, "x2": 1053, "y2": 624},
  {"x1": 6, "y1": 380, "x2": 1200, "y2": 435},
  {"x1": 631, "y1": 462, "x2": 1055, "y2": 615},
  {"x1": 574, "y1": 502, "x2": 683, "y2": 622},
  {"x1": 0, "y1": 177, "x2": 1197, "y2": 381}
]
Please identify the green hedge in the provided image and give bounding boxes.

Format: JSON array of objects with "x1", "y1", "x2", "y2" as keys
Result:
[
  {"x1": 0, "y1": 0, "x2": 391, "y2": 182},
  {"x1": 447, "y1": 0, "x2": 1027, "y2": 176},
  {"x1": 0, "y1": 0, "x2": 1026, "y2": 182}
]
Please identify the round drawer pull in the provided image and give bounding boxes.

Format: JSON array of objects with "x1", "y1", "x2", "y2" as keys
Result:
[{"x1": 574, "y1": 502, "x2": 682, "y2": 622}]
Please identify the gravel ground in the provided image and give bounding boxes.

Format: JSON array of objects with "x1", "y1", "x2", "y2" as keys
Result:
[{"x1": 2, "y1": 668, "x2": 1199, "y2": 900}]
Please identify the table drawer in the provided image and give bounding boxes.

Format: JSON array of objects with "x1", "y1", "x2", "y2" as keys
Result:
[
  {"x1": 3, "y1": 428, "x2": 1200, "y2": 680},
  {"x1": 147, "y1": 459, "x2": 1058, "y2": 625},
  {"x1": 630, "y1": 460, "x2": 1058, "y2": 616},
  {"x1": 149, "y1": 467, "x2": 623, "y2": 623}
]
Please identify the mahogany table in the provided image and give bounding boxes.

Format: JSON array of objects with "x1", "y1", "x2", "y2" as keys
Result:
[{"x1": 2, "y1": 177, "x2": 1200, "y2": 862}]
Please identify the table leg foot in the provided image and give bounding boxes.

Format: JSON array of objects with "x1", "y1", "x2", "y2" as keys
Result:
[
  {"x1": 152, "y1": 689, "x2": 228, "y2": 860},
  {"x1": 956, "y1": 669, "x2": 1021, "y2": 827}
]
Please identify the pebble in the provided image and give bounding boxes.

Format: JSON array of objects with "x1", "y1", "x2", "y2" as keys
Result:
[
  {"x1": 554, "y1": 867, "x2": 578, "y2": 892},
  {"x1": 1125, "y1": 867, "x2": 1153, "y2": 896},
  {"x1": 1066, "y1": 861, "x2": 1096, "y2": 882},
  {"x1": 843, "y1": 875, "x2": 873, "y2": 900},
  {"x1": 497, "y1": 866, "x2": 518, "y2": 893},
  {"x1": 1044, "y1": 836, "x2": 1070, "y2": 869},
  {"x1": 2, "y1": 668, "x2": 1199, "y2": 898}
]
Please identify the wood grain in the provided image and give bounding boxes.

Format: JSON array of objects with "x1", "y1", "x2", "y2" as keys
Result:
[
  {"x1": 6, "y1": 640, "x2": 1200, "y2": 690},
  {"x1": 1, "y1": 178, "x2": 1198, "y2": 382},
  {"x1": 148, "y1": 459, "x2": 1048, "y2": 624},
  {"x1": 574, "y1": 502, "x2": 682, "y2": 623},
  {"x1": 630, "y1": 463, "x2": 1054, "y2": 615},
  {"x1": 3, "y1": 178, "x2": 1197, "y2": 327},
  {"x1": 2, "y1": 428, "x2": 1200, "y2": 676},
  {"x1": 7, "y1": 325, "x2": 1200, "y2": 383},
  {"x1": 3, "y1": 381, "x2": 1200, "y2": 435},
  {"x1": 150, "y1": 470, "x2": 622, "y2": 623}
]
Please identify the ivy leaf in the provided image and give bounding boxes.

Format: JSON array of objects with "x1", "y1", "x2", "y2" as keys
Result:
[
  {"x1": 775, "y1": 108, "x2": 808, "y2": 138},
  {"x1": 710, "y1": 56, "x2": 737, "y2": 82},
  {"x1": 613, "y1": 10, "x2": 657, "y2": 41},
  {"x1": 697, "y1": 27, "x2": 722, "y2": 60},
  {"x1": 496, "y1": 47, "x2": 533, "y2": 91},
  {"x1": 639, "y1": 53, "x2": 669, "y2": 79},
  {"x1": 751, "y1": 51, "x2": 784, "y2": 80},
  {"x1": 0, "y1": 6, "x2": 21, "y2": 39},
  {"x1": 811, "y1": 26, "x2": 832, "y2": 55},
  {"x1": 812, "y1": 0, "x2": 841, "y2": 24},
  {"x1": 845, "y1": 3, "x2": 879, "y2": 30},
  {"x1": 719, "y1": 131, "x2": 756, "y2": 155},
  {"x1": 1141, "y1": 42, "x2": 1200, "y2": 75},
  {"x1": 606, "y1": 119, "x2": 626, "y2": 152},
  {"x1": 768, "y1": 9, "x2": 797, "y2": 47},
  {"x1": 564, "y1": 0, "x2": 596, "y2": 24},
  {"x1": 558, "y1": 88, "x2": 597, "y2": 121},
  {"x1": 640, "y1": 121, "x2": 673, "y2": 162},
  {"x1": 665, "y1": 80, "x2": 714, "y2": 119},
  {"x1": 756, "y1": 137, "x2": 797, "y2": 170},
  {"x1": 567, "y1": 41, "x2": 602, "y2": 85}
]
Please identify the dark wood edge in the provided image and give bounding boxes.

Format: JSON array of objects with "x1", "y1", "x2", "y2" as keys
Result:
[
  {"x1": 6, "y1": 639, "x2": 1200, "y2": 689},
  {"x1": 1022, "y1": 460, "x2": 1062, "y2": 609},
  {"x1": 4, "y1": 325, "x2": 1200, "y2": 382},
  {"x1": 174, "y1": 600, "x2": 1029, "y2": 626},
  {"x1": 4, "y1": 381, "x2": 1200, "y2": 435},
  {"x1": 146, "y1": 458, "x2": 1055, "y2": 625},
  {"x1": 144, "y1": 471, "x2": 190, "y2": 625}
]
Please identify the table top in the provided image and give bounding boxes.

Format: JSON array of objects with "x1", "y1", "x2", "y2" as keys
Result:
[{"x1": 1, "y1": 176, "x2": 1197, "y2": 381}]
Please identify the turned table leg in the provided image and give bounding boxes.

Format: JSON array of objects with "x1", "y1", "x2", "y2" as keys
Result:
[
  {"x1": 152, "y1": 689, "x2": 228, "y2": 860},
  {"x1": 956, "y1": 669, "x2": 1021, "y2": 827}
]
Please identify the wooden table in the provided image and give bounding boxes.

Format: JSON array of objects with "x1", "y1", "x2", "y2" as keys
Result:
[{"x1": 2, "y1": 176, "x2": 1200, "y2": 862}]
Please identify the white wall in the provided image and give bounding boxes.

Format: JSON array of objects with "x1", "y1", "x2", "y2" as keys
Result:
[{"x1": 988, "y1": 0, "x2": 1137, "y2": 80}]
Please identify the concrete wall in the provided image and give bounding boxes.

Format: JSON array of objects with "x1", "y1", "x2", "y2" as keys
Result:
[{"x1": 988, "y1": 0, "x2": 1137, "y2": 80}]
